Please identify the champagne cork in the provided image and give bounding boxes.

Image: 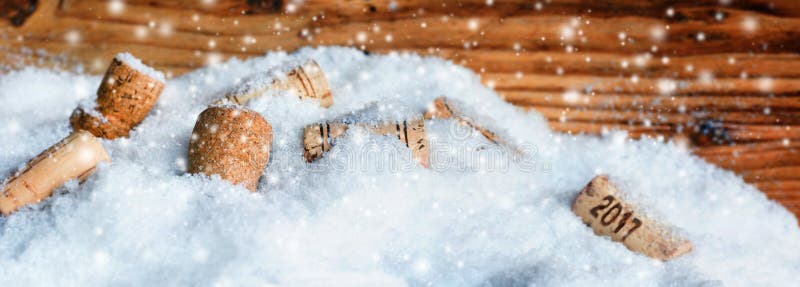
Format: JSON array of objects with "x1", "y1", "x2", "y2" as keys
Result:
[
  {"x1": 70, "y1": 56, "x2": 165, "y2": 139},
  {"x1": 188, "y1": 106, "x2": 273, "y2": 191},
  {"x1": 0, "y1": 130, "x2": 110, "y2": 215},
  {"x1": 366, "y1": 119, "x2": 430, "y2": 168},
  {"x1": 424, "y1": 96, "x2": 503, "y2": 145},
  {"x1": 572, "y1": 176, "x2": 692, "y2": 260},
  {"x1": 302, "y1": 122, "x2": 349, "y2": 163},
  {"x1": 302, "y1": 118, "x2": 430, "y2": 167},
  {"x1": 217, "y1": 60, "x2": 332, "y2": 107}
]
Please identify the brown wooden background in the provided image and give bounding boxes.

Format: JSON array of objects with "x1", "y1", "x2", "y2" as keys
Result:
[{"x1": 1, "y1": 0, "x2": 798, "y2": 218}]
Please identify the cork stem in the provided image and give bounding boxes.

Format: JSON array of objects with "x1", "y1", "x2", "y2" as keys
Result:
[
  {"x1": 0, "y1": 130, "x2": 110, "y2": 215},
  {"x1": 302, "y1": 118, "x2": 430, "y2": 168}
]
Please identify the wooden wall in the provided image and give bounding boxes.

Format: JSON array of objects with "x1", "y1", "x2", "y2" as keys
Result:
[{"x1": 1, "y1": 0, "x2": 798, "y2": 218}]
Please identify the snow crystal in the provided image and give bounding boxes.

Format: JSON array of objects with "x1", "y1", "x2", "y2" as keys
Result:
[
  {"x1": 115, "y1": 52, "x2": 166, "y2": 83},
  {"x1": 0, "y1": 47, "x2": 797, "y2": 286}
]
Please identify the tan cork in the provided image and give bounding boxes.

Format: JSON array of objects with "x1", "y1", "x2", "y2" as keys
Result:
[
  {"x1": 572, "y1": 176, "x2": 693, "y2": 260},
  {"x1": 188, "y1": 106, "x2": 273, "y2": 192},
  {"x1": 0, "y1": 130, "x2": 110, "y2": 215},
  {"x1": 302, "y1": 121, "x2": 349, "y2": 163},
  {"x1": 425, "y1": 96, "x2": 503, "y2": 145},
  {"x1": 216, "y1": 60, "x2": 332, "y2": 107},
  {"x1": 302, "y1": 118, "x2": 430, "y2": 168},
  {"x1": 70, "y1": 57, "x2": 165, "y2": 139}
]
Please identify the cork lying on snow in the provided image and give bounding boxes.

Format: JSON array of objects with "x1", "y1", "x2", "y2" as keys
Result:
[
  {"x1": 0, "y1": 131, "x2": 110, "y2": 215},
  {"x1": 424, "y1": 96, "x2": 526, "y2": 156},
  {"x1": 425, "y1": 97, "x2": 502, "y2": 143},
  {"x1": 303, "y1": 118, "x2": 430, "y2": 167},
  {"x1": 1, "y1": 54, "x2": 164, "y2": 215},
  {"x1": 572, "y1": 176, "x2": 693, "y2": 260},
  {"x1": 215, "y1": 60, "x2": 332, "y2": 107},
  {"x1": 188, "y1": 106, "x2": 273, "y2": 192},
  {"x1": 71, "y1": 54, "x2": 165, "y2": 139}
]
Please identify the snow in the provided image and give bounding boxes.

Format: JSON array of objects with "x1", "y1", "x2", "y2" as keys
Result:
[
  {"x1": 75, "y1": 96, "x2": 107, "y2": 123},
  {"x1": 1, "y1": 47, "x2": 798, "y2": 286},
  {"x1": 115, "y1": 52, "x2": 166, "y2": 83}
]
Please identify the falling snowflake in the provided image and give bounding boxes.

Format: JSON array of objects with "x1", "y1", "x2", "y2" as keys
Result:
[
  {"x1": 65, "y1": 30, "x2": 81, "y2": 45},
  {"x1": 657, "y1": 78, "x2": 677, "y2": 95},
  {"x1": 696, "y1": 32, "x2": 706, "y2": 42},
  {"x1": 757, "y1": 77, "x2": 773, "y2": 92},
  {"x1": 562, "y1": 90, "x2": 581, "y2": 103},
  {"x1": 468, "y1": 19, "x2": 479, "y2": 31},
  {"x1": 108, "y1": 0, "x2": 125, "y2": 14},
  {"x1": 742, "y1": 17, "x2": 759, "y2": 32}
]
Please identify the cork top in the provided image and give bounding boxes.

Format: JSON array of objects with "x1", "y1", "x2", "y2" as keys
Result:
[
  {"x1": 115, "y1": 52, "x2": 166, "y2": 83},
  {"x1": 424, "y1": 97, "x2": 454, "y2": 120},
  {"x1": 187, "y1": 106, "x2": 273, "y2": 192},
  {"x1": 70, "y1": 56, "x2": 165, "y2": 139}
]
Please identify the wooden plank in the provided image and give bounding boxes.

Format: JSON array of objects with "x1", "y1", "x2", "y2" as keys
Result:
[
  {"x1": 283, "y1": 0, "x2": 800, "y2": 19},
  {"x1": 0, "y1": 0, "x2": 36, "y2": 26},
  {"x1": 547, "y1": 121, "x2": 674, "y2": 137},
  {"x1": 487, "y1": 73, "x2": 800, "y2": 95},
  {"x1": 118, "y1": 0, "x2": 279, "y2": 15},
  {"x1": 529, "y1": 106, "x2": 798, "y2": 125},
  {"x1": 0, "y1": 40, "x2": 240, "y2": 75},
  {"x1": 723, "y1": 124, "x2": 800, "y2": 142},
  {"x1": 301, "y1": 8, "x2": 800, "y2": 55},
  {"x1": 58, "y1": 0, "x2": 303, "y2": 35},
  {"x1": 23, "y1": 3, "x2": 800, "y2": 56},
  {"x1": 743, "y1": 166, "x2": 800, "y2": 182},
  {"x1": 693, "y1": 140, "x2": 800, "y2": 155},
  {"x1": 702, "y1": 149, "x2": 800, "y2": 171},
  {"x1": 396, "y1": 48, "x2": 800, "y2": 78},
  {"x1": 757, "y1": 181, "x2": 800, "y2": 192},
  {"x1": 501, "y1": 91, "x2": 800, "y2": 111}
]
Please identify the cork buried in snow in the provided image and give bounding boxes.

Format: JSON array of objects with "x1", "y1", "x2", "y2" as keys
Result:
[
  {"x1": 188, "y1": 106, "x2": 273, "y2": 192},
  {"x1": 70, "y1": 55, "x2": 165, "y2": 139},
  {"x1": 0, "y1": 131, "x2": 110, "y2": 215},
  {"x1": 572, "y1": 176, "x2": 692, "y2": 260},
  {"x1": 216, "y1": 60, "x2": 332, "y2": 107},
  {"x1": 303, "y1": 118, "x2": 430, "y2": 168},
  {"x1": 425, "y1": 96, "x2": 518, "y2": 150},
  {"x1": 0, "y1": 54, "x2": 164, "y2": 215}
]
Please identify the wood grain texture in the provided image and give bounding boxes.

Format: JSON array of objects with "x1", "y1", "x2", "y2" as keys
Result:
[
  {"x1": 0, "y1": 0, "x2": 798, "y2": 219},
  {"x1": 0, "y1": 0, "x2": 37, "y2": 26}
]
